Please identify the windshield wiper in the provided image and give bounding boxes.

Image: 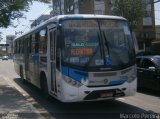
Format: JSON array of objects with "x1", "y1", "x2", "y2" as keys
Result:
[
  {"x1": 98, "y1": 31, "x2": 104, "y2": 59},
  {"x1": 84, "y1": 20, "x2": 111, "y2": 68},
  {"x1": 103, "y1": 31, "x2": 111, "y2": 58},
  {"x1": 83, "y1": 30, "x2": 104, "y2": 68},
  {"x1": 97, "y1": 20, "x2": 111, "y2": 65}
]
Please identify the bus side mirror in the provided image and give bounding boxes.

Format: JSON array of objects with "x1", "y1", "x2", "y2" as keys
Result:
[{"x1": 149, "y1": 66, "x2": 156, "y2": 71}]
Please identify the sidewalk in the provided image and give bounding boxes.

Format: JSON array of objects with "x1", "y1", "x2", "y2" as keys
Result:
[{"x1": 0, "y1": 76, "x2": 45, "y2": 119}]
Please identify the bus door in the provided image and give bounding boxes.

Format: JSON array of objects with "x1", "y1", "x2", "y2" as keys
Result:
[
  {"x1": 48, "y1": 26, "x2": 57, "y2": 95},
  {"x1": 25, "y1": 34, "x2": 39, "y2": 85},
  {"x1": 29, "y1": 33, "x2": 39, "y2": 85}
]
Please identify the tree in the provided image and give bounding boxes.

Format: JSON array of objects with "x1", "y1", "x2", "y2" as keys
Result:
[
  {"x1": 111, "y1": 0, "x2": 143, "y2": 29},
  {"x1": 0, "y1": 0, "x2": 51, "y2": 28}
]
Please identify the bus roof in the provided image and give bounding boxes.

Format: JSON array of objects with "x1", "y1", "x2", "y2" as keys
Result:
[
  {"x1": 14, "y1": 14, "x2": 127, "y2": 40},
  {"x1": 54, "y1": 14, "x2": 126, "y2": 20}
]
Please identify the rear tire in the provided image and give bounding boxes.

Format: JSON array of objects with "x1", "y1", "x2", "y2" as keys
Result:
[
  {"x1": 40, "y1": 74, "x2": 50, "y2": 99},
  {"x1": 20, "y1": 66, "x2": 26, "y2": 84}
]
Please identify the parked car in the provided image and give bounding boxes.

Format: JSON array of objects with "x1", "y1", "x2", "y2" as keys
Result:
[
  {"x1": 2, "y1": 56, "x2": 8, "y2": 60},
  {"x1": 136, "y1": 55, "x2": 160, "y2": 91}
]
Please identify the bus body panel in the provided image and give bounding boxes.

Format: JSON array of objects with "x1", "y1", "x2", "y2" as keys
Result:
[
  {"x1": 13, "y1": 14, "x2": 137, "y2": 102},
  {"x1": 57, "y1": 75, "x2": 136, "y2": 102}
]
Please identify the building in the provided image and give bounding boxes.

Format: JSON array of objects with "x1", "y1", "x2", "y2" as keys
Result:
[
  {"x1": 51, "y1": 0, "x2": 156, "y2": 52},
  {"x1": 52, "y1": 0, "x2": 111, "y2": 15},
  {"x1": 6, "y1": 35, "x2": 16, "y2": 57},
  {"x1": 0, "y1": 45, "x2": 6, "y2": 56},
  {"x1": 30, "y1": 15, "x2": 51, "y2": 28},
  {"x1": 155, "y1": 25, "x2": 160, "y2": 41},
  {"x1": 135, "y1": 0, "x2": 155, "y2": 52},
  {"x1": 150, "y1": 25, "x2": 160, "y2": 54}
]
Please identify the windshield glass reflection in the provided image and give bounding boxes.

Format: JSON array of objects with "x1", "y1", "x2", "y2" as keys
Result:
[{"x1": 61, "y1": 19, "x2": 135, "y2": 70}]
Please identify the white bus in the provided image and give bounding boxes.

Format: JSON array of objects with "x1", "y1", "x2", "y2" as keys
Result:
[{"x1": 13, "y1": 15, "x2": 137, "y2": 102}]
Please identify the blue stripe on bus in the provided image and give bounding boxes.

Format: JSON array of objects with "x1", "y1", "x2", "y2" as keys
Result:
[
  {"x1": 61, "y1": 67, "x2": 127, "y2": 85},
  {"x1": 61, "y1": 66, "x2": 69, "y2": 76},
  {"x1": 61, "y1": 66, "x2": 88, "y2": 81},
  {"x1": 108, "y1": 80, "x2": 126, "y2": 85}
]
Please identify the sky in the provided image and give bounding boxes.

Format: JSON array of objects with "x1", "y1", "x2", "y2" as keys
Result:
[
  {"x1": 0, "y1": 1, "x2": 160, "y2": 44},
  {"x1": 0, "y1": 1, "x2": 52, "y2": 43},
  {"x1": 154, "y1": 1, "x2": 160, "y2": 25}
]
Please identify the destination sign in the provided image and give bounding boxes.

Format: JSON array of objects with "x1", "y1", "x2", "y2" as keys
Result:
[
  {"x1": 71, "y1": 48, "x2": 93, "y2": 56},
  {"x1": 71, "y1": 42, "x2": 98, "y2": 48},
  {"x1": 65, "y1": 20, "x2": 118, "y2": 29},
  {"x1": 68, "y1": 20, "x2": 98, "y2": 28}
]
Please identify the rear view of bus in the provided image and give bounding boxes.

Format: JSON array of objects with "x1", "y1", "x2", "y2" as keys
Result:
[{"x1": 57, "y1": 15, "x2": 137, "y2": 102}]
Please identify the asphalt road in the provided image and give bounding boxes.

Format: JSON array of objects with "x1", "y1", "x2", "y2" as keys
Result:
[{"x1": 0, "y1": 60, "x2": 160, "y2": 119}]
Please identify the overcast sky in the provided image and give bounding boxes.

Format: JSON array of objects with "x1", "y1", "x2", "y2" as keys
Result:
[
  {"x1": 0, "y1": 1, "x2": 160, "y2": 43},
  {"x1": 0, "y1": 2, "x2": 51, "y2": 43},
  {"x1": 154, "y1": 1, "x2": 160, "y2": 25}
]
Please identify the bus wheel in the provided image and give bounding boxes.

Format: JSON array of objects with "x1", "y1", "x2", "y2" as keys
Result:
[
  {"x1": 41, "y1": 74, "x2": 50, "y2": 99},
  {"x1": 20, "y1": 66, "x2": 26, "y2": 84}
]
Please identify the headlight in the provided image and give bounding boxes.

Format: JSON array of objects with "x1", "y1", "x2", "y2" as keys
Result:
[
  {"x1": 127, "y1": 75, "x2": 137, "y2": 83},
  {"x1": 120, "y1": 75, "x2": 136, "y2": 83},
  {"x1": 127, "y1": 66, "x2": 137, "y2": 83},
  {"x1": 62, "y1": 76, "x2": 83, "y2": 87}
]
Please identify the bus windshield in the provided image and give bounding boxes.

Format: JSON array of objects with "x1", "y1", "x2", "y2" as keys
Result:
[{"x1": 61, "y1": 19, "x2": 135, "y2": 71}]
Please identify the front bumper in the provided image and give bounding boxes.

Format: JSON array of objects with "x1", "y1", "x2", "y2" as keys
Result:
[{"x1": 59, "y1": 78, "x2": 137, "y2": 102}]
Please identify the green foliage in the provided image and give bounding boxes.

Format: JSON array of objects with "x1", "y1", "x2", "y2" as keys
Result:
[
  {"x1": 112, "y1": 0, "x2": 143, "y2": 29},
  {"x1": 0, "y1": 0, "x2": 51, "y2": 28}
]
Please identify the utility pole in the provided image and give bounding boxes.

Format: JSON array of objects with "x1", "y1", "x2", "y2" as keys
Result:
[
  {"x1": 121, "y1": 0, "x2": 124, "y2": 17},
  {"x1": 149, "y1": 0, "x2": 160, "y2": 4},
  {"x1": 59, "y1": 0, "x2": 62, "y2": 15}
]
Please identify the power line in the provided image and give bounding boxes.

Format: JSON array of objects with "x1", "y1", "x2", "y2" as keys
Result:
[{"x1": 21, "y1": 6, "x2": 51, "y2": 33}]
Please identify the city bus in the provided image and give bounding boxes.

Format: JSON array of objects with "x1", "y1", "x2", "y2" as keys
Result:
[{"x1": 13, "y1": 14, "x2": 137, "y2": 102}]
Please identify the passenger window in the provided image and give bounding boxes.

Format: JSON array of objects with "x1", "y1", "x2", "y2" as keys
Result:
[
  {"x1": 29, "y1": 35, "x2": 32, "y2": 53},
  {"x1": 17, "y1": 40, "x2": 20, "y2": 54},
  {"x1": 142, "y1": 59, "x2": 155, "y2": 69},
  {"x1": 32, "y1": 32, "x2": 40, "y2": 53},
  {"x1": 31, "y1": 34, "x2": 35, "y2": 53},
  {"x1": 35, "y1": 32, "x2": 39, "y2": 53},
  {"x1": 19, "y1": 39, "x2": 24, "y2": 54},
  {"x1": 39, "y1": 29, "x2": 47, "y2": 54}
]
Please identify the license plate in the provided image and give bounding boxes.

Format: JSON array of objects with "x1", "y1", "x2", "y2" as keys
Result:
[{"x1": 100, "y1": 92, "x2": 113, "y2": 98}]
